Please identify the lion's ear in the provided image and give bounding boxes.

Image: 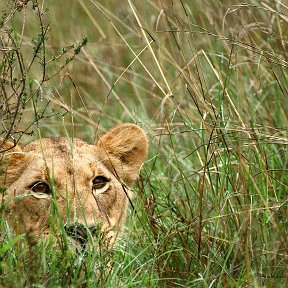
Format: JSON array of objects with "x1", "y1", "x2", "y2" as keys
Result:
[
  {"x1": 96, "y1": 124, "x2": 148, "y2": 184},
  {"x1": 0, "y1": 139, "x2": 27, "y2": 186}
]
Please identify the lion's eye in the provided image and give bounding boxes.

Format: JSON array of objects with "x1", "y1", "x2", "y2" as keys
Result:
[
  {"x1": 92, "y1": 176, "x2": 109, "y2": 195},
  {"x1": 30, "y1": 182, "x2": 51, "y2": 194}
]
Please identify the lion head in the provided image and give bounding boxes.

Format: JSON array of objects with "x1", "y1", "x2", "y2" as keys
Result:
[{"x1": 0, "y1": 124, "x2": 148, "y2": 248}]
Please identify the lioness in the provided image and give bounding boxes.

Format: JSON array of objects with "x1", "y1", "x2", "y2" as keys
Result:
[{"x1": 0, "y1": 124, "x2": 148, "y2": 248}]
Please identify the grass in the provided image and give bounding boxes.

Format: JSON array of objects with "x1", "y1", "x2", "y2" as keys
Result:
[{"x1": 0, "y1": 0, "x2": 287, "y2": 287}]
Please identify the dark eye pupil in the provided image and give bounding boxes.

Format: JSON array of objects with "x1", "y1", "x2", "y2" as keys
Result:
[
  {"x1": 92, "y1": 176, "x2": 108, "y2": 189},
  {"x1": 31, "y1": 182, "x2": 50, "y2": 194}
]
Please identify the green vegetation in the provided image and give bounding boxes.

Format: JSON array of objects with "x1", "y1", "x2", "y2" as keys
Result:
[{"x1": 0, "y1": 0, "x2": 287, "y2": 287}]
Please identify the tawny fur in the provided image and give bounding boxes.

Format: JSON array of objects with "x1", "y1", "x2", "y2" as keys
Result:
[{"x1": 0, "y1": 124, "x2": 148, "y2": 246}]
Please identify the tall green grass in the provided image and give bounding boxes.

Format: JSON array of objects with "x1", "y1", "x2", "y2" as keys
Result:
[{"x1": 0, "y1": 0, "x2": 287, "y2": 287}]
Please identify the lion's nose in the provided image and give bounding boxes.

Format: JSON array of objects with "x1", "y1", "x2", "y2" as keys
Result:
[{"x1": 64, "y1": 223, "x2": 97, "y2": 245}]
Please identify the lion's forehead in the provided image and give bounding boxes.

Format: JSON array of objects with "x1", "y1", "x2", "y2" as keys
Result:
[
  {"x1": 24, "y1": 137, "x2": 103, "y2": 171},
  {"x1": 29, "y1": 153, "x2": 109, "y2": 183},
  {"x1": 21, "y1": 138, "x2": 113, "y2": 188},
  {"x1": 24, "y1": 137, "x2": 97, "y2": 156}
]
